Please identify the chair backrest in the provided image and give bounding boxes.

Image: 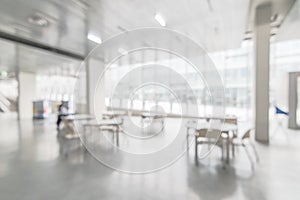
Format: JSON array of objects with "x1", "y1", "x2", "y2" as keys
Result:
[
  {"x1": 242, "y1": 129, "x2": 253, "y2": 140},
  {"x1": 275, "y1": 106, "x2": 288, "y2": 116},
  {"x1": 224, "y1": 118, "x2": 238, "y2": 125},
  {"x1": 207, "y1": 129, "x2": 222, "y2": 139},
  {"x1": 196, "y1": 128, "x2": 208, "y2": 137},
  {"x1": 196, "y1": 128, "x2": 221, "y2": 139}
]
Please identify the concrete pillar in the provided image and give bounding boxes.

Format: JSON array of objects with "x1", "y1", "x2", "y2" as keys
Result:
[
  {"x1": 288, "y1": 72, "x2": 300, "y2": 129},
  {"x1": 254, "y1": 3, "x2": 272, "y2": 143},
  {"x1": 18, "y1": 72, "x2": 36, "y2": 119},
  {"x1": 86, "y1": 58, "x2": 106, "y2": 117}
]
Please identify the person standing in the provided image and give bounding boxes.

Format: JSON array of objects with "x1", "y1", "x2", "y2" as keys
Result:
[{"x1": 56, "y1": 103, "x2": 68, "y2": 130}]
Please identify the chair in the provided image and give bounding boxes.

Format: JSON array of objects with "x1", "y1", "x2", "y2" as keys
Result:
[
  {"x1": 186, "y1": 120, "x2": 196, "y2": 147},
  {"x1": 275, "y1": 106, "x2": 288, "y2": 116},
  {"x1": 232, "y1": 129, "x2": 259, "y2": 171},
  {"x1": 194, "y1": 128, "x2": 225, "y2": 164},
  {"x1": 83, "y1": 119, "x2": 122, "y2": 146},
  {"x1": 272, "y1": 106, "x2": 289, "y2": 138},
  {"x1": 186, "y1": 119, "x2": 206, "y2": 147},
  {"x1": 224, "y1": 118, "x2": 238, "y2": 127},
  {"x1": 223, "y1": 117, "x2": 238, "y2": 157}
]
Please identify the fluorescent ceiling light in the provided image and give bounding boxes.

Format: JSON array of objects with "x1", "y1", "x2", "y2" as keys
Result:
[
  {"x1": 155, "y1": 14, "x2": 166, "y2": 27},
  {"x1": 87, "y1": 33, "x2": 102, "y2": 44}
]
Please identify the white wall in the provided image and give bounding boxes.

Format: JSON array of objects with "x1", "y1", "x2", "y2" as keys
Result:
[{"x1": 18, "y1": 72, "x2": 36, "y2": 119}]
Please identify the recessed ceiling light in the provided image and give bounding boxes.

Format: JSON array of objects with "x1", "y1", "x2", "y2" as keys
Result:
[
  {"x1": 28, "y1": 13, "x2": 49, "y2": 27},
  {"x1": 155, "y1": 13, "x2": 166, "y2": 27},
  {"x1": 118, "y1": 48, "x2": 128, "y2": 55},
  {"x1": 87, "y1": 33, "x2": 102, "y2": 44}
]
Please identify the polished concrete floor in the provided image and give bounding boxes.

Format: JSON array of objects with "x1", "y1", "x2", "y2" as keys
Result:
[{"x1": 0, "y1": 114, "x2": 299, "y2": 200}]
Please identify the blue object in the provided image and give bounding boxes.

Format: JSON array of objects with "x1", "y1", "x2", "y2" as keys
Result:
[{"x1": 275, "y1": 106, "x2": 288, "y2": 116}]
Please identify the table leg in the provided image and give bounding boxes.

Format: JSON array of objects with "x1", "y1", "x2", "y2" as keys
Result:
[
  {"x1": 83, "y1": 125, "x2": 86, "y2": 142},
  {"x1": 116, "y1": 126, "x2": 119, "y2": 147},
  {"x1": 232, "y1": 131, "x2": 236, "y2": 158},
  {"x1": 141, "y1": 117, "x2": 144, "y2": 128}
]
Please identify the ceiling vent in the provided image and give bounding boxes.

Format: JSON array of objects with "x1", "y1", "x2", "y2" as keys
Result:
[{"x1": 28, "y1": 13, "x2": 49, "y2": 27}]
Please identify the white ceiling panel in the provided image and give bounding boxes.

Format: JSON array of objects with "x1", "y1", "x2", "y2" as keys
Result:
[{"x1": 0, "y1": 0, "x2": 251, "y2": 73}]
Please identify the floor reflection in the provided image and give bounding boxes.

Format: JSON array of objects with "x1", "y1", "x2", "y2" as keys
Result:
[{"x1": 0, "y1": 115, "x2": 299, "y2": 199}]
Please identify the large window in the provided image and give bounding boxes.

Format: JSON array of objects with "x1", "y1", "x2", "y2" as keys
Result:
[{"x1": 103, "y1": 38, "x2": 300, "y2": 122}]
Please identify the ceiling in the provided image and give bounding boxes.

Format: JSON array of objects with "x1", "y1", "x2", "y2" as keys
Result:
[
  {"x1": 0, "y1": 0, "x2": 251, "y2": 51},
  {"x1": 0, "y1": 0, "x2": 250, "y2": 74},
  {"x1": 0, "y1": 0, "x2": 298, "y2": 74},
  {"x1": 246, "y1": 0, "x2": 296, "y2": 32},
  {"x1": 277, "y1": 0, "x2": 300, "y2": 41},
  {"x1": 0, "y1": 38, "x2": 81, "y2": 75}
]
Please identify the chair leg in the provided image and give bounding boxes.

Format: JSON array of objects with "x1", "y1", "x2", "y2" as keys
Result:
[
  {"x1": 221, "y1": 141, "x2": 226, "y2": 169},
  {"x1": 186, "y1": 128, "x2": 190, "y2": 148},
  {"x1": 242, "y1": 143, "x2": 255, "y2": 171},
  {"x1": 221, "y1": 140, "x2": 224, "y2": 161},
  {"x1": 195, "y1": 136, "x2": 198, "y2": 165},
  {"x1": 249, "y1": 141, "x2": 260, "y2": 163},
  {"x1": 232, "y1": 131, "x2": 237, "y2": 158}
]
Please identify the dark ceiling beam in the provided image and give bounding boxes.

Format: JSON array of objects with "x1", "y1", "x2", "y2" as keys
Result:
[{"x1": 0, "y1": 31, "x2": 85, "y2": 60}]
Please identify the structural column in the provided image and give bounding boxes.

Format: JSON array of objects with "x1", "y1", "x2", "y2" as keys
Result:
[
  {"x1": 18, "y1": 72, "x2": 36, "y2": 119},
  {"x1": 254, "y1": 3, "x2": 272, "y2": 143},
  {"x1": 288, "y1": 72, "x2": 300, "y2": 129},
  {"x1": 86, "y1": 58, "x2": 106, "y2": 116}
]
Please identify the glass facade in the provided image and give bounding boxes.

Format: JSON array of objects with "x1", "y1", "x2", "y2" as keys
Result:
[{"x1": 101, "y1": 38, "x2": 300, "y2": 122}]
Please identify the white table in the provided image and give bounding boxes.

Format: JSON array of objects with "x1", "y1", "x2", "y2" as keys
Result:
[
  {"x1": 62, "y1": 114, "x2": 95, "y2": 139},
  {"x1": 186, "y1": 122, "x2": 237, "y2": 133},
  {"x1": 63, "y1": 114, "x2": 95, "y2": 121},
  {"x1": 140, "y1": 112, "x2": 166, "y2": 128},
  {"x1": 83, "y1": 119, "x2": 123, "y2": 146},
  {"x1": 102, "y1": 111, "x2": 126, "y2": 119}
]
